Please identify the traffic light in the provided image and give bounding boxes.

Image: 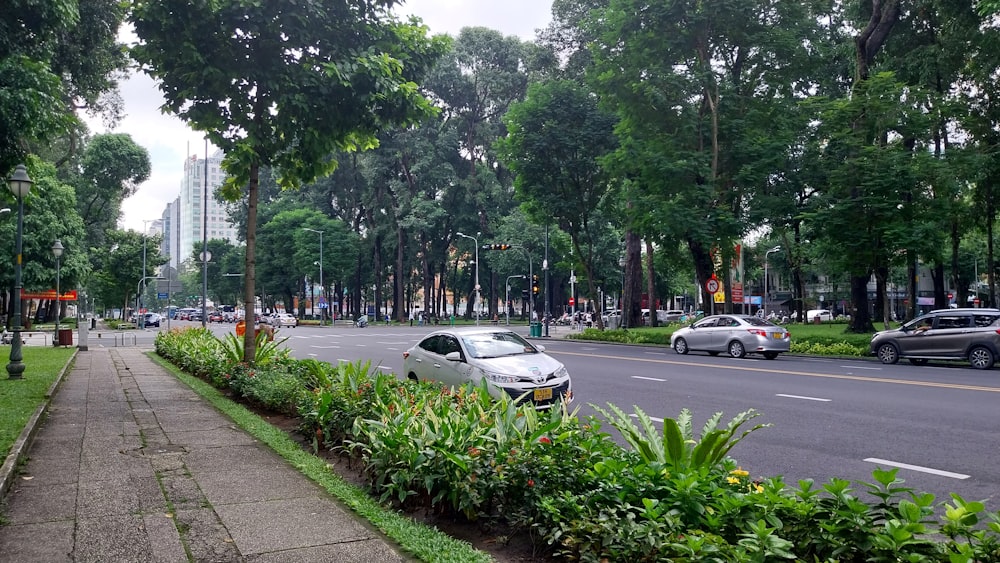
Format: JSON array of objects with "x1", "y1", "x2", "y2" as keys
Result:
[
  {"x1": 482, "y1": 243, "x2": 512, "y2": 250},
  {"x1": 531, "y1": 274, "x2": 539, "y2": 295}
]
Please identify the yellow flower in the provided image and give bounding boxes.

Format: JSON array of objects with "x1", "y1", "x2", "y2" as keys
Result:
[
  {"x1": 726, "y1": 476, "x2": 740, "y2": 485},
  {"x1": 729, "y1": 467, "x2": 749, "y2": 478},
  {"x1": 750, "y1": 483, "x2": 764, "y2": 493}
]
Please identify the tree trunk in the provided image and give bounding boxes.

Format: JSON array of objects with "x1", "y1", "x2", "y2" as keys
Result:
[
  {"x1": 875, "y1": 266, "x2": 891, "y2": 331},
  {"x1": 645, "y1": 240, "x2": 658, "y2": 326},
  {"x1": 847, "y1": 274, "x2": 874, "y2": 333},
  {"x1": 623, "y1": 230, "x2": 643, "y2": 329},
  {"x1": 242, "y1": 161, "x2": 260, "y2": 363}
]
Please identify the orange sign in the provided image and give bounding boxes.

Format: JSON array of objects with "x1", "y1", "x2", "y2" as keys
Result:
[{"x1": 20, "y1": 289, "x2": 78, "y2": 301}]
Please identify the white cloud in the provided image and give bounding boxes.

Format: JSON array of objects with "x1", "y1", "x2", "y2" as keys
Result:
[{"x1": 85, "y1": 1, "x2": 553, "y2": 232}]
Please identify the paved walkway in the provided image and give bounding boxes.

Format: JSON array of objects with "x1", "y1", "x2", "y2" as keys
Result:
[{"x1": 0, "y1": 347, "x2": 405, "y2": 562}]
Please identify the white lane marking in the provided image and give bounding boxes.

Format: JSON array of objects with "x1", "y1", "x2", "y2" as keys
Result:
[
  {"x1": 632, "y1": 376, "x2": 667, "y2": 382},
  {"x1": 376, "y1": 365, "x2": 394, "y2": 371},
  {"x1": 377, "y1": 342, "x2": 410, "y2": 345},
  {"x1": 776, "y1": 393, "x2": 831, "y2": 402},
  {"x1": 644, "y1": 351, "x2": 666, "y2": 355},
  {"x1": 630, "y1": 414, "x2": 665, "y2": 423},
  {"x1": 311, "y1": 345, "x2": 340, "y2": 349},
  {"x1": 307, "y1": 353, "x2": 318, "y2": 357},
  {"x1": 863, "y1": 458, "x2": 970, "y2": 479},
  {"x1": 847, "y1": 365, "x2": 882, "y2": 370}
]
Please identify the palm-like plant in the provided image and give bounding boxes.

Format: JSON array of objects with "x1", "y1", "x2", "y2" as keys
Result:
[{"x1": 592, "y1": 404, "x2": 770, "y2": 473}]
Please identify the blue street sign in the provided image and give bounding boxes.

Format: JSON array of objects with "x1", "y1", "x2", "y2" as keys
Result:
[
  {"x1": 157, "y1": 292, "x2": 169, "y2": 299},
  {"x1": 318, "y1": 303, "x2": 328, "y2": 309}
]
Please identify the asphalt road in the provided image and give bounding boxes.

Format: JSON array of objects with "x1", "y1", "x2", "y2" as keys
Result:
[{"x1": 151, "y1": 321, "x2": 1000, "y2": 507}]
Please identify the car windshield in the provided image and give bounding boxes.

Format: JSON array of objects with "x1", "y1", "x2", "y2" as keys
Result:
[{"x1": 460, "y1": 331, "x2": 538, "y2": 359}]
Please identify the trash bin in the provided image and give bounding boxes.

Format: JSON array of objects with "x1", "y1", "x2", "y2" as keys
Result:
[
  {"x1": 90, "y1": 318, "x2": 96, "y2": 330},
  {"x1": 530, "y1": 322, "x2": 542, "y2": 337},
  {"x1": 58, "y1": 328, "x2": 73, "y2": 346},
  {"x1": 235, "y1": 320, "x2": 246, "y2": 337}
]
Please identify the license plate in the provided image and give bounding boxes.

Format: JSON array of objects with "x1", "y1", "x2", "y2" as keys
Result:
[
  {"x1": 533, "y1": 388, "x2": 553, "y2": 401},
  {"x1": 773, "y1": 333, "x2": 785, "y2": 339}
]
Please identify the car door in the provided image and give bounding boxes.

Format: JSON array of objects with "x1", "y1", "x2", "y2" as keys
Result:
[
  {"x1": 925, "y1": 313, "x2": 973, "y2": 357},
  {"x1": 711, "y1": 316, "x2": 741, "y2": 350},
  {"x1": 896, "y1": 315, "x2": 936, "y2": 356},
  {"x1": 686, "y1": 317, "x2": 719, "y2": 351}
]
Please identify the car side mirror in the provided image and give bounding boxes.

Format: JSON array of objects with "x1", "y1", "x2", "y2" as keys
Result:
[
  {"x1": 445, "y1": 351, "x2": 462, "y2": 362},
  {"x1": 535, "y1": 344, "x2": 545, "y2": 352}
]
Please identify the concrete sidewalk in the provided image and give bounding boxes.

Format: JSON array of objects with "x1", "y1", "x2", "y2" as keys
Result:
[{"x1": 0, "y1": 347, "x2": 405, "y2": 562}]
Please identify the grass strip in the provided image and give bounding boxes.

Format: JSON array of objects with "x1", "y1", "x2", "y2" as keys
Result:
[
  {"x1": 147, "y1": 352, "x2": 493, "y2": 563},
  {"x1": 0, "y1": 346, "x2": 76, "y2": 459}
]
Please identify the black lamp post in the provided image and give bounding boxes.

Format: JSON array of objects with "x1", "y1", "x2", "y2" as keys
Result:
[
  {"x1": 6, "y1": 164, "x2": 33, "y2": 379},
  {"x1": 52, "y1": 240, "x2": 64, "y2": 346}
]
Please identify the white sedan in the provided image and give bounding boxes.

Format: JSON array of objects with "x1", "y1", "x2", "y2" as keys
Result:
[
  {"x1": 270, "y1": 313, "x2": 298, "y2": 327},
  {"x1": 402, "y1": 327, "x2": 572, "y2": 409}
]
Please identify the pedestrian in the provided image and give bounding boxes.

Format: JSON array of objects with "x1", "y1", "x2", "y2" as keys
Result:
[{"x1": 385, "y1": 313, "x2": 390, "y2": 326}]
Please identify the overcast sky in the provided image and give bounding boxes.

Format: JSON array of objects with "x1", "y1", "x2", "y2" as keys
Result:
[{"x1": 90, "y1": 1, "x2": 554, "y2": 232}]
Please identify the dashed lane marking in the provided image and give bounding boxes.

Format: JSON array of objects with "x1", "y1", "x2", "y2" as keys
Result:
[
  {"x1": 776, "y1": 393, "x2": 831, "y2": 402},
  {"x1": 863, "y1": 458, "x2": 969, "y2": 479}
]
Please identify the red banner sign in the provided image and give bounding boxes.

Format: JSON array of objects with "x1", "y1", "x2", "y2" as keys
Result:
[{"x1": 20, "y1": 289, "x2": 78, "y2": 301}]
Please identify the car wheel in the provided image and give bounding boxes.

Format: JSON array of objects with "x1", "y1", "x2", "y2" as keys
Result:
[
  {"x1": 407, "y1": 372, "x2": 418, "y2": 381},
  {"x1": 728, "y1": 340, "x2": 746, "y2": 359},
  {"x1": 673, "y1": 338, "x2": 689, "y2": 355},
  {"x1": 968, "y1": 346, "x2": 995, "y2": 370},
  {"x1": 877, "y1": 343, "x2": 900, "y2": 365},
  {"x1": 763, "y1": 352, "x2": 779, "y2": 360},
  {"x1": 908, "y1": 358, "x2": 928, "y2": 366}
]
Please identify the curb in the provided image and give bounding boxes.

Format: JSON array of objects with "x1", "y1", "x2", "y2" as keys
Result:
[{"x1": 0, "y1": 348, "x2": 78, "y2": 502}]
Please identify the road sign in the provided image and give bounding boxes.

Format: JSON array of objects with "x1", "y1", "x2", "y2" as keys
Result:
[
  {"x1": 318, "y1": 302, "x2": 328, "y2": 309},
  {"x1": 568, "y1": 297, "x2": 576, "y2": 306},
  {"x1": 705, "y1": 278, "x2": 720, "y2": 294},
  {"x1": 157, "y1": 292, "x2": 169, "y2": 299}
]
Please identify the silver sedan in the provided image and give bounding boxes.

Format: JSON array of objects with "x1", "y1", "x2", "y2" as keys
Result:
[
  {"x1": 402, "y1": 327, "x2": 572, "y2": 408},
  {"x1": 670, "y1": 314, "x2": 790, "y2": 359}
]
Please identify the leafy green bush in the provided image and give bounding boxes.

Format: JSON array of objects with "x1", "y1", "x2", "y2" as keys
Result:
[{"x1": 790, "y1": 340, "x2": 867, "y2": 356}]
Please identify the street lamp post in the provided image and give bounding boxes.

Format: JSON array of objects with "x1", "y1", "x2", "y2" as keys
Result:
[
  {"x1": 52, "y1": 240, "x2": 64, "y2": 346},
  {"x1": 505, "y1": 275, "x2": 525, "y2": 325},
  {"x1": 303, "y1": 228, "x2": 324, "y2": 325},
  {"x1": 139, "y1": 219, "x2": 154, "y2": 330},
  {"x1": 6, "y1": 164, "x2": 32, "y2": 379},
  {"x1": 764, "y1": 245, "x2": 782, "y2": 320},
  {"x1": 199, "y1": 250, "x2": 211, "y2": 328},
  {"x1": 456, "y1": 232, "x2": 480, "y2": 325}
]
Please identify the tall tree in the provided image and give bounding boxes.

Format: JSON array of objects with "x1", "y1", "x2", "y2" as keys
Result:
[
  {"x1": 131, "y1": 0, "x2": 448, "y2": 362},
  {"x1": 499, "y1": 79, "x2": 618, "y2": 329},
  {"x1": 1, "y1": 0, "x2": 129, "y2": 172},
  {"x1": 74, "y1": 133, "x2": 151, "y2": 250}
]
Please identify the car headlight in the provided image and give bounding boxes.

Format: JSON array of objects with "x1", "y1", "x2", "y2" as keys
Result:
[
  {"x1": 482, "y1": 369, "x2": 519, "y2": 384},
  {"x1": 554, "y1": 365, "x2": 569, "y2": 379}
]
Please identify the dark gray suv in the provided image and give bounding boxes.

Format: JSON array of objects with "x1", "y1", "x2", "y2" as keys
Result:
[{"x1": 870, "y1": 308, "x2": 1000, "y2": 370}]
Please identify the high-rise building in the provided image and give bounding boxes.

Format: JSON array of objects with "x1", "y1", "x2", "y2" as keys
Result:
[
  {"x1": 178, "y1": 150, "x2": 240, "y2": 266},
  {"x1": 160, "y1": 197, "x2": 180, "y2": 269}
]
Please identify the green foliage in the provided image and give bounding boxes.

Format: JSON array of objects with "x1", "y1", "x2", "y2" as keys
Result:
[
  {"x1": 219, "y1": 330, "x2": 288, "y2": 366},
  {"x1": 593, "y1": 405, "x2": 770, "y2": 473}
]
